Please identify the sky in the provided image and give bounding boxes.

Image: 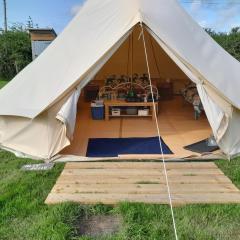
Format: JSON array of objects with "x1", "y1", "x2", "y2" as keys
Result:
[{"x1": 1, "y1": 0, "x2": 240, "y2": 33}]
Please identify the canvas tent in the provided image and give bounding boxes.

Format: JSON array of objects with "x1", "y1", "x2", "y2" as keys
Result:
[{"x1": 0, "y1": 0, "x2": 240, "y2": 160}]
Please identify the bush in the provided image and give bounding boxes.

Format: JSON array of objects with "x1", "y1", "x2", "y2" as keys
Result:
[{"x1": 0, "y1": 28, "x2": 32, "y2": 79}]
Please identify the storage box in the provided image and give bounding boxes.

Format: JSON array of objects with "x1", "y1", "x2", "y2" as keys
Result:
[
  {"x1": 91, "y1": 104, "x2": 105, "y2": 120},
  {"x1": 112, "y1": 108, "x2": 121, "y2": 116},
  {"x1": 138, "y1": 109, "x2": 149, "y2": 116},
  {"x1": 126, "y1": 107, "x2": 138, "y2": 115}
]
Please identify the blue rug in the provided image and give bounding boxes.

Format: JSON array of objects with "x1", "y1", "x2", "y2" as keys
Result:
[{"x1": 86, "y1": 137, "x2": 173, "y2": 157}]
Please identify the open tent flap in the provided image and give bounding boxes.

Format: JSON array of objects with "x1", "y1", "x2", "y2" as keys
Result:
[
  {"x1": 56, "y1": 31, "x2": 132, "y2": 141},
  {"x1": 0, "y1": 30, "x2": 133, "y2": 160},
  {"x1": 144, "y1": 27, "x2": 238, "y2": 156},
  {"x1": 218, "y1": 108, "x2": 240, "y2": 157},
  {"x1": 56, "y1": 88, "x2": 81, "y2": 139},
  {"x1": 197, "y1": 84, "x2": 228, "y2": 141}
]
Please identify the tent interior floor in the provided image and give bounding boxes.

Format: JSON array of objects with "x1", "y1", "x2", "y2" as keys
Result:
[{"x1": 61, "y1": 96, "x2": 218, "y2": 160}]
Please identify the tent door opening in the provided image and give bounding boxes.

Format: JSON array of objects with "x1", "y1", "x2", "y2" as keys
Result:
[{"x1": 61, "y1": 24, "x2": 215, "y2": 159}]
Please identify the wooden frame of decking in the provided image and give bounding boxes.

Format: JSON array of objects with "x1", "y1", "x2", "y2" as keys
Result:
[{"x1": 45, "y1": 162, "x2": 240, "y2": 205}]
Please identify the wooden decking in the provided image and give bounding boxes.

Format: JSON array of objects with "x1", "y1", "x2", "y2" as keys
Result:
[{"x1": 45, "y1": 162, "x2": 240, "y2": 205}]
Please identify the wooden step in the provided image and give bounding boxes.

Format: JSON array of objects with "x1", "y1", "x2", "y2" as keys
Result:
[
  {"x1": 51, "y1": 183, "x2": 239, "y2": 195},
  {"x1": 65, "y1": 162, "x2": 217, "y2": 170},
  {"x1": 45, "y1": 192, "x2": 240, "y2": 205},
  {"x1": 45, "y1": 162, "x2": 240, "y2": 205}
]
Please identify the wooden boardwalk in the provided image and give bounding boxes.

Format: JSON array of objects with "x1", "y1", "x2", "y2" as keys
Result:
[{"x1": 45, "y1": 162, "x2": 240, "y2": 205}]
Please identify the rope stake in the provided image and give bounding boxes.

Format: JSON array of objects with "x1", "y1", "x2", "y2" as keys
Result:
[{"x1": 140, "y1": 22, "x2": 179, "y2": 240}]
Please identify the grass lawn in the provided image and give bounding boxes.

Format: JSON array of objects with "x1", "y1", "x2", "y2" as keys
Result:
[
  {"x1": 0, "y1": 79, "x2": 9, "y2": 89},
  {"x1": 0, "y1": 151, "x2": 240, "y2": 240}
]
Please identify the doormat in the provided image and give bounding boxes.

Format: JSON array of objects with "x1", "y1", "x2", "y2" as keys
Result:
[
  {"x1": 21, "y1": 163, "x2": 54, "y2": 171},
  {"x1": 86, "y1": 137, "x2": 173, "y2": 157},
  {"x1": 184, "y1": 139, "x2": 219, "y2": 154}
]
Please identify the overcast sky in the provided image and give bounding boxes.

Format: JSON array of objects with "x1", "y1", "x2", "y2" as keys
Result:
[{"x1": 1, "y1": 0, "x2": 240, "y2": 33}]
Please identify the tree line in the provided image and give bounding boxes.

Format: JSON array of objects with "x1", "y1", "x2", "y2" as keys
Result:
[
  {"x1": 206, "y1": 27, "x2": 240, "y2": 62},
  {"x1": 0, "y1": 24, "x2": 32, "y2": 80},
  {"x1": 0, "y1": 25, "x2": 240, "y2": 80}
]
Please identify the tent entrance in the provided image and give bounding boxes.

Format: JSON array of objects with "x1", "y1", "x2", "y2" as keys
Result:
[
  {"x1": 61, "y1": 24, "x2": 215, "y2": 159},
  {"x1": 61, "y1": 93, "x2": 212, "y2": 159}
]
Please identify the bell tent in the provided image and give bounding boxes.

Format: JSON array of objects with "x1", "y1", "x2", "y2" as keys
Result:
[{"x1": 0, "y1": 0, "x2": 240, "y2": 160}]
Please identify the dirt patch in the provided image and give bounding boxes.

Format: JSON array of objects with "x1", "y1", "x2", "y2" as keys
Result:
[{"x1": 75, "y1": 215, "x2": 122, "y2": 238}]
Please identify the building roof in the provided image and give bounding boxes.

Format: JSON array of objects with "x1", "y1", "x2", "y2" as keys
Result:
[{"x1": 28, "y1": 28, "x2": 57, "y2": 37}]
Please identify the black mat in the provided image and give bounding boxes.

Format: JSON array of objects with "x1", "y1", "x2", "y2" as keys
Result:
[{"x1": 184, "y1": 139, "x2": 219, "y2": 154}]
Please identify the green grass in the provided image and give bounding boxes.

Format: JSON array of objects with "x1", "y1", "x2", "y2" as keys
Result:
[
  {"x1": 1, "y1": 150, "x2": 240, "y2": 239},
  {"x1": 0, "y1": 79, "x2": 9, "y2": 89}
]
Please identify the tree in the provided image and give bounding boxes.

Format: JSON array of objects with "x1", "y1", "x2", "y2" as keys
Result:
[
  {"x1": 206, "y1": 27, "x2": 240, "y2": 62},
  {"x1": 0, "y1": 25, "x2": 32, "y2": 79},
  {"x1": 26, "y1": 16, "x2": 34, "y2": 29}
]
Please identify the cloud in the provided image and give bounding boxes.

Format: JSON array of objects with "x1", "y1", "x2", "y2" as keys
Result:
[
  {"x1": 214, "y1": 2, "x2": 240, "y2": 31},
  {"x1": 70, "y1": 4, "x2": 83, "y2": 16},
  {"x1": 181, "y1": 0, "x2": 240, "y2": 31},
  {"x1": 199, "y1": 20, "x2": 208, "y2": 28}
]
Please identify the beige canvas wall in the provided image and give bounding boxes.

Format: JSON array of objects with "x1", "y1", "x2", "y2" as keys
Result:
[
  {"x1": 95, "y1": 25, "x2": 188, "y2": 81},
  {"x1": 93, "y1": 25, "x2": 189, "y2": 94}
]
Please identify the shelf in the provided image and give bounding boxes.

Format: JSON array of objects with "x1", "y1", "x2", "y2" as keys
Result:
[{"x1": 109, "y1": 115, "x2": 152, "y2": 117}]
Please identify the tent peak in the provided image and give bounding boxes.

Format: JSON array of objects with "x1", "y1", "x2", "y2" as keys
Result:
[{"x1": 136, "y1": 10, "x2": 143, "y2": 23}]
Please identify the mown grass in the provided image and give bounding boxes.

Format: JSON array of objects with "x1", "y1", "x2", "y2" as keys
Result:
[{"x1": 0, "y1": 150, "x2": 240, "y2": 240}]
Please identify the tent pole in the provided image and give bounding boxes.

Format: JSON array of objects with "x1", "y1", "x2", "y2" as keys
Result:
[
  {"x1": 140, "y1": 22, "x2": 179, "y2": 240},
  {"x1": 127, "y1": 33, "x2": 131, "y2": 77},
  {"x1": 149, "y1": 35, "x2": 161, "y2": 79},
  {"x1": 131, "y1": 31, "x2": 133, "y2": 87}
]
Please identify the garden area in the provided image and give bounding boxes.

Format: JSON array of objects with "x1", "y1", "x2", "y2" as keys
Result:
[{"x1": 0, "y1": 151, "x2": 240, "y2": 240}]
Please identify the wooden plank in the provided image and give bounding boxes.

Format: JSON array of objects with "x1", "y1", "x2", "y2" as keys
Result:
[
  {"x1": 51, "y1": 183, "x2": 239, "y2": 194},
  {"x1": 173, "y1": 193, "x2": 240, "y2": 204},
  {"x1": 109, "y1": 115, "x2": 152, "y2": 117},
  {"x1": 61, "y1": 168, "x2": 224, "y2": 176},
  {"x1": 46, "y1": 161, "x2": 240, "y2": 205},
  {"x1": 104, "y1": 100, "x2": 158, "y2": 107},
  {"x1": 45, "y1": 192, "x2": 240, "y2": 205},
  {"x1": 56, "y1": 174, "x2": 232, "y2": 184},
  {"x1": 65, "y1": 162, "x2": 218, "y2": 170},
  {"x1": 45, "y1": 193, "x2": 170, "y2": 205},
  {"x1": 166, "y1": 168, "x2": 223, "y2": 175}
]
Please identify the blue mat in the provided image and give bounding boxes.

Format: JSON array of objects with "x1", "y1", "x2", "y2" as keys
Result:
[{"x1": 86, "y1": 137, "x2": 173, "y2": 157}]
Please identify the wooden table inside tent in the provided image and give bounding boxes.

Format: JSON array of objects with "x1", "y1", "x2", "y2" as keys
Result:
[{"x1": 104, "y1": 100, "x2": 159, "y2": 120}]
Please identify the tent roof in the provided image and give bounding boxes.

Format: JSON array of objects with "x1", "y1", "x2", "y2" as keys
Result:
[{"x1": 0, "y1": 0, "x2": 240, "y2": 118}]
